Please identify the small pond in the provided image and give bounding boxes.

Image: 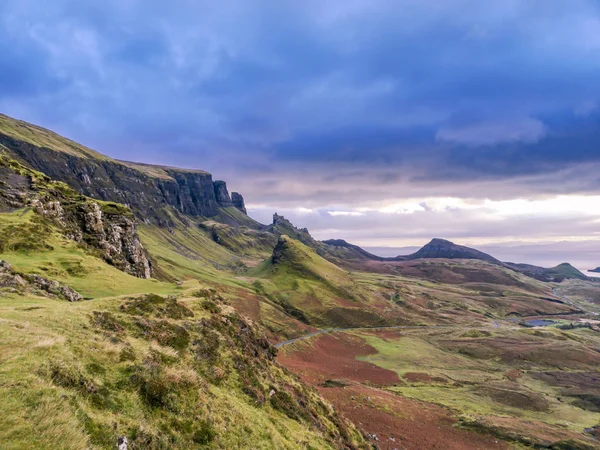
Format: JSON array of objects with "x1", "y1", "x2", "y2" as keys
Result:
[{"x1": 525, "y1": 319, "x2": 557, "y2": 327}]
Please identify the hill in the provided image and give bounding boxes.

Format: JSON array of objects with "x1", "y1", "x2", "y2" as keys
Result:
[
  {"x1": 397, "y1": 238, "x2": 500, "y2": 264},
  {"x1": 2, "y1": 113, "x2": 600, "y2": 449},
  {"x1": 506, "y1": 262, "x2": 589, "y2": 282}
]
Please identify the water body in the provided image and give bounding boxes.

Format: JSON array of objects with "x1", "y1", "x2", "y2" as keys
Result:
[{"x1": 525, "y1": 319, "x2": 557, "y2": 327}]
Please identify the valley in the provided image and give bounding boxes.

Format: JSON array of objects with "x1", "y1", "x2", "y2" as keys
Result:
[{"x1": 1, "y1": 114, "x2": 600, "y2": 449}]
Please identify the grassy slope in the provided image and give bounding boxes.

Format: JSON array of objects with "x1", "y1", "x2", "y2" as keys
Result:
[
  {"x1": 0, "y1": 209, "x2": 175, "y2": 299},
  {"x1": 0, "y1": 207, "x2": 365, "y2": 448},
  {"x1": 0, "y1": 114, "x2": 111, "y2": 161},
  {"x1": 249, "y1": 236, "x2": 396, "y2": 328},
  {"x1": 0, "y1": 291, "x2": 365, "y2": 449},
  {"x1": 254, "y1": 236, "x2": 354, "y2": 286}
]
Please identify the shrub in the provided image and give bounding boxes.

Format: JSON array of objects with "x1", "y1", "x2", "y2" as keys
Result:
[
  {"x1": 201, "y1": 299, "x2": 220, "y2": 314},
  {"x1": 121, "y1": 294, "x2": 194, "y2": 319},
  {"x1": 91, "y1": 311, "x2": 125, "y2": 333},
  {"x1": 270, "y1": 389, "x2": 306, "y2": 422},
  {"x1": 132, "y1": 361, "x2": 178, "y2": 410},
  {"x1": 192, "y1": 420, "x2": 216, "y2": 445},
  {"x1": 135, "y1": 319, "x2": 190, "y2": 350},
  {"x1": 46, "y1": 360, "x2": 97, "y2": 394}
]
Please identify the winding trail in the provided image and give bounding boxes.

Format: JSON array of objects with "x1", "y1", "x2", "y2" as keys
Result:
[
  {"x1": 552, "y1": 287, "x2": 575, "y2": 307},
  {"x1": 553, "y1": 286, "x2": 599, "y2": 316}
]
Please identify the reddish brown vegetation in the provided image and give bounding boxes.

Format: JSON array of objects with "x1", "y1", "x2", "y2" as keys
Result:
[
  {"x1": 279, "y1": 332, "x2": 510, "y2": 450},
  {"x1": 278, "y1": 332, "x2": 400, "y2": 386}
]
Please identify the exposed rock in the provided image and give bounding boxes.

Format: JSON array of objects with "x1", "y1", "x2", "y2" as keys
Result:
[
  {"x1": 231, "y1": 192, "x2": 246, "y2": 214},
  {"x1": 269, "y1": 213, "x2": 317, "y2": 248},
  {"x1": 0, "y1": 155, "x2": 152, "y2": 279},
  {"x1": 0, "y1": 260, "x2": 26, "y2": 289},
  {"x1": 79, "y1": 203, "x2": 152, "y2": 279},
  {"x1": 117, "y1": 436, "x2": 128, "y2": 450},
  {"x1": 213, "y1": 180, "x2": 233, "y2": 207},
  {"x1": 1, "y1": 134, "x2": 221, "y2": 224},
  {"x1": 28, "y1": 274, "x2": 83, "y2": 302},
  {"x1": 271, "y1": 236, "x2": 289, "y2": 265},
  {"x1": 0, "y1": 260, "x2": 83, "y2": 301}
]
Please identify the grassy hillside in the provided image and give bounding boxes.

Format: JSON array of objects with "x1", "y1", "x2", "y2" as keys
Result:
[
  {"x1": 544, "y1": 263, "x2": 588, "y2": 281},
  {"x1": 0, "y1": 114, "x2": 111, "y2": 160},
  {"x1": 0, "y1": 290, "x2": 366, "y2": 449},
  {"x1": 257, "y1": 235, "x2": 354, "y2": 287},
  {"x1": 249, "y1": 236, "x2": 400, "y2": 328},
  {"x1": 0, "y1": 209, "x2": 172, "y2": 299}
]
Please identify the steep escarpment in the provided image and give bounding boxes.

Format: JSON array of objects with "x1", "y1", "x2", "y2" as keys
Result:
[
  {"x1": 0, "y1": 114, "x2": 248, "y2": 225},
  {"x1": 231, "y1": 191, "x2": 247, "y2": 213},
  {"x1": 0, "y1": 154, "x2": 151, "y2": 278}
]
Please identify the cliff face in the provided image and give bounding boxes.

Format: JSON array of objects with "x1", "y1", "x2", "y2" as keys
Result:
[
  {"x1": 213, "y1": 180, "x2": 233, "y2": 207},
  {"x1": 0, "y1": 155, "x2": 152, "y2": 278},
  {"x1": 231, "y1": 192, "x2": 247, "y2": 214},
  {"x1": 0, "y1": 122, "x2": 249, "y2": 225},
  {"x1": 1, "y1": 133, "x2": 221, "y2": 224}
]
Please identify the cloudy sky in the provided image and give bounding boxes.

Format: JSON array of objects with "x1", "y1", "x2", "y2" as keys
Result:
[{"x1": 1, "y1": 1, "x2": 600, "y2": 267}]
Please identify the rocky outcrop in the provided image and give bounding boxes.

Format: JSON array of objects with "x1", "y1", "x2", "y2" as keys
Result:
[
  {"x1": 0, "y1": 260, "x2": 83, "y2": 301},
  {"x1": 269, "y1": 214, "x2": 314, "y2": 245},
  {"x1": 231, "y1": 192, "x2": 246, "y2": 214},
  {"x1": 0, "y1": 132, "x2": 247, "y2": 224},
  {"x1": 76, "y1": 203, "x2": 152, "y2": 278},
  {"x1": 213, "y1": 180, "x2": 233, "y2": 207},
  {"x1": 0, "y1": 155, "x2": 152, "y2": 278}
]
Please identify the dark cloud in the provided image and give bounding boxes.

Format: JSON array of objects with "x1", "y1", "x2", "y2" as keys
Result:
[{"x1": 1, "y1": 0, "x2": 600, "y2": 251}]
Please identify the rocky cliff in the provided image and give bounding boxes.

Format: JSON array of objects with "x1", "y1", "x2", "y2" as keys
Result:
[
  {"x1": 0, "y1": 114, "x2": 248, "y2": 225},
  {"x1": 0, "y1": 154, "x2": 152, "y2": 278},
  {"x1": 231, "y1": 192, "x2": 247, "y2": 214}
]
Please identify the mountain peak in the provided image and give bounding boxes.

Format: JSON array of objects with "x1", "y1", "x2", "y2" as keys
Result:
[{"x1": 404, "y1": 238, "x2": 499, "y2": 263}]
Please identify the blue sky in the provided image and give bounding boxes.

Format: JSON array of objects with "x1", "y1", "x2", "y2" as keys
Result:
[{"x1": 1, "y1": 0, "x2": 600, "y2": 261}]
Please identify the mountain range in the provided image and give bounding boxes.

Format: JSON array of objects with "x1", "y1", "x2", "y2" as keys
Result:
[{"x1": 1, "y1": 113, "x2": 600, "y2": 449}]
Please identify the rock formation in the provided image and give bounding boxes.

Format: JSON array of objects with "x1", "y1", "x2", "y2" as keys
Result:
[
  {"x1": 0, "y1": 260, "x2": 83, "y2": 301},
  {"x1": 231, "y1": 192, "x2": 246, "y2": 214},
  {"x1": 0, "y1": 155, "x2": 152, "y2": 278},
  {"x1": 213, "y1": 180, "x2": 233, "y2": 207},
  {"x1": 0, "y1": 123, "x2": 249, "y2": 225}
]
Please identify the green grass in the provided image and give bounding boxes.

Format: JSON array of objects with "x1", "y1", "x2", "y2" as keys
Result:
[
  {"x1": 0, "y1": 113, "x2": 111, "y2": 161},
  {"x1": 138, "y1": 221, "x2": 246, "y2": 283},
  {"x1": 356, "y1": 329, "x2": 600, "y2": 436},
  {"x1": 0, "y1": 291, "x2": 365, "y2": 449},
  {"x1": 0, "y1": 210, "x2": 176, "y2": 299}
]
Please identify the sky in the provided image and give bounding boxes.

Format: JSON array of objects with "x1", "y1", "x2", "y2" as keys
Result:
[{"x1": 1, "y1": 0, "x2": 600, "y2": 267}]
